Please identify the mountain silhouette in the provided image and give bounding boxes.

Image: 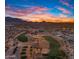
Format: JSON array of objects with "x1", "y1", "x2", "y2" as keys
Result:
[
  {"x1": 5, "y1": 17, "x2": 74, "y2": 28},
  {"x1": 5, "y1": 17, "x2": 28, "y2": 25}
]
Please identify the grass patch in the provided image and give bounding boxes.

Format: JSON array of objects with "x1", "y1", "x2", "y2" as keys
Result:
[
  {"x1": 21, "y1": 51, "x2": 26, "y2": 54},
  {"x1": 22, "y1": 49, "x2": 26, "y2": 51},
  {"x1": 17, "y1": 34, "x2": 28, "y2": 42},
  {"x1": 21, "y1": 56, "x2": 27, "y2": 59},
  {"x1": 43, "y1": 36, "x2": 67, "y2": 59},
  {"x1": 21, "y1": 48, "x2": 26, "y2": 54}
]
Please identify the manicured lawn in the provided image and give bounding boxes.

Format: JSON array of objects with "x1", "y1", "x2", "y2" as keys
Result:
[
  {"x1": 21, "y1": 56, "x2": 27, "y2": 59},
  {"x1": 21, "y1": 47, "x2": 27, "y2": 55},
  {"x1": 17, "y1": 34, "x2": 28, "y2": 42},
  {"x1": 43, "y1": 36, "x2": 67, "y2": 59},
  {"x1": 21, "y1": 51, "x2": 26, "y2": 54}
]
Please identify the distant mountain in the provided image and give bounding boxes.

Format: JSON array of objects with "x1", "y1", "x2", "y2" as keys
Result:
[
  {"x1": 5, "y1": 17, "x2": 74, "y2": 27},
  {"x1": 5, "y1": 17, "x2": 28, "y2": 25},
  {"x1": 5, "y1": 17, "x2": 25, "y2": 23}
]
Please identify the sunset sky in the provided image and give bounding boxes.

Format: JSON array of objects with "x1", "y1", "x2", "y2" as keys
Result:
[{"x1": 5, "y1": 0, "x2": 74, "y2": 23}]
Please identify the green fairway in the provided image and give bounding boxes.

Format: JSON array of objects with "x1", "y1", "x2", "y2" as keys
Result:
[
  {"x1": 21, "y1": 48, "x2": 26, "y2": 54},
  {"x1": 17, "y1": 33, "x2": 28, "y2": 42},
  {"x1": 21, "y1": 47, "x2": 27, "y2": 59},
  {"x1": 21, "y1": 52, "x2": 26, "y2": 55},
  {"x1": 21, "y1": 56, "x2": 27, "y2": 59},
  {"x1": 43, "y1": 36, "x2": 67, "y2": 59}
]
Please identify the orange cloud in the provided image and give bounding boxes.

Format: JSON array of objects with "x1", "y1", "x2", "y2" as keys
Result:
[
  {"x1": 17, "y1": 13, "x2": 74, "y2": 23},
  {"x1": 6, "y1": 6, "x2": 73, "y2": 23},
  {"x1": 59, "y1": 14, "x2": 68, "y2": 17}
]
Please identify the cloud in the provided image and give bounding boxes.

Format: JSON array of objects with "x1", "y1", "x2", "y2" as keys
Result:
[
  {"x1": 17, "y1": 13, "x2": 73, "y2": 23},
  {"x1": 58, "y1": 7, "x2": 71, "y2": 14},
  {"x1": 59, "y1": 14, "x2": 68, "y2": 17},
  {"x1": 60, "y1": 0, "x2": 69, "y2": 6},
  {"x1": 5, "y1": 6, "x2": 73, "y2": 23},
  {"x1": 59, "y1": 0, "x2": 74, "y2": 9},
  {"x1": 6, "y1": 6, "x2": 48, "y2": 17}
]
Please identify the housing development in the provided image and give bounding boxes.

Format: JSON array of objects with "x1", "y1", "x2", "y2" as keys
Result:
[{"x1": 5, "y1": 17, "x2": 74, "y2": 59}]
